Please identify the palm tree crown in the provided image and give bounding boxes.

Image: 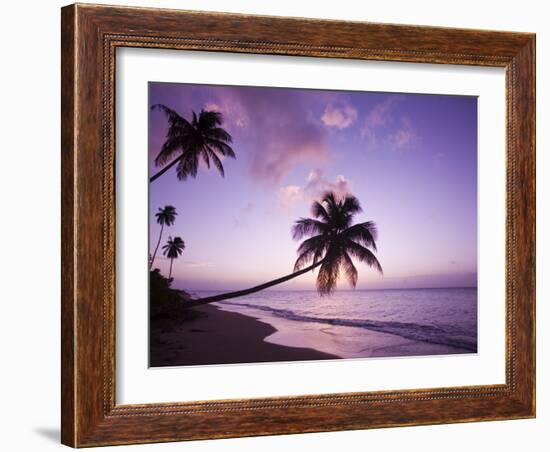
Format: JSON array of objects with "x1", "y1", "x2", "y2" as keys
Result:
[
  {"x1": 162, "y1": 236, "x2": 185, "y2": 259},
  {"x1": 162, "y1": 236, "x2": 186, "y2": 279},
  {"x1": 155, "y1": 205, "x2": 177, "y2": 227},
  {"x1": 150, "y1": 104, "x2": 236, "y2": 182},
  {"x1": 292, "y1": 192, "x2": 383, "y2": 295}
]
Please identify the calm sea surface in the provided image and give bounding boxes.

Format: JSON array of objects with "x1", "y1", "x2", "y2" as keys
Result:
[{"x1": 192, "y1": 288, "x2": 478, "y2": 359}]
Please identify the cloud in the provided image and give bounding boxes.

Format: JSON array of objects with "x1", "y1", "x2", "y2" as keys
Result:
[
  {"x1": 360, "y1": 96, "x2": 401, "y2": 145},
  {"x1": 387, "y1": 118, "x2": 416, "y2": 149},
  {"x1": 367, "y1": 97, "x2": 399, "y2": 127},
  {"x1": 182, "y1": 261, "x2": 213, "y2": 268},
  {"x1": 204, "y1": 101, "x2": 247, "y2": 129},
  {"x1": 321, "y1": 104, "x2": 358, "y2": 129},
  {"x1": 154, "y1": 257, "x2": 212, "y2": 268},
  {"x1": 205, "y1": 87, "x2": 330, "y2": 185},
  {"x1": 278, "y1": 169, "x2": 353, "y2": 212},
  {"x1": 278, "y1": 185, "x2": 302, "y2": 211},
  {"x1": 204, "y1": 102, "x2": 221, "y2": 111},
  {"x1": 303, "y1": 169, "x2": 352, "y2": 200},
  {"x1": 359, "y1": 97, "x2": 416, "y2": 150},
  {"x1": 150, "y1": 85, "x2": 342, "y2": 180}
]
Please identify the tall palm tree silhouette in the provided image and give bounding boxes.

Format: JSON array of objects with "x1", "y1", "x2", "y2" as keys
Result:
[
  {"x1": 150, "y1": 205, "x2": 177, "y2": 269},
  {"x1": 162, "y1": 236, "x2": 186, "y2": 279},
  {"x1": 187, "y1": 192, "x2": 382, "y2": 307},
  {"x1": 150, "y1": 105, "x2": 236, "y2": 183}
]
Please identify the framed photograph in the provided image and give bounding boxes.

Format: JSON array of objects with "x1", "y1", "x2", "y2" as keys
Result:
[{"x1": 61, "y1": 3, "x2": 536, "y2": 447}]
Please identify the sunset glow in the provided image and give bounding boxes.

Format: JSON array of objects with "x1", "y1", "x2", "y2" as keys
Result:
[{"x1": 148, "y1": 83, "x2": 477, "y2": 292}]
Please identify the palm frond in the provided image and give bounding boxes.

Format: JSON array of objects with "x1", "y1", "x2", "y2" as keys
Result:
[
  {"x1": 342, "y1": 221, "x2": 378, "y2": 251},
  {"x1": 151, "y1": 104, "x2": 192, "y2": 129},
  {"x1": 346, "y1": 240, "x2": 383, "y2": 274},
  {"x1": 311, "y1": 201, "x2": 330, "y2": 222},
  {"x1": 154, "y1": 136, "x2": 185, "y2": 167},
  {"x1": 341, "y1": 194, "x2": 362, "y2": 216},
  {"x1": 293, "y1": 235, "x2": 327, "y2": 271},
  {"x1": 341, "y1": 252, "x2": 358, "y2": 288},
  {"x1": 176, "y1": 153, "x2": 199, "y2": 180},
  {"x1": 207, "y1": 139, "x2": 236, "y2": 158},
  {"x1": 292, "y1": 218, "x2": 328, "y2": 240},
  {"x1": 316, "y1": 253, "x2": 341, "y2": 295},
  {"x1": 207, "y1": 126, "x2": 232, "y2": 142},
  {"x1": 201, "y1": 147, "x2": 211, "y2": 169},
  {"x1": 198, "y1": 110, "x2": 223, "y2": 129},
  {"x1": 206, "y1": 146, "x2": 225, "y2": 177},
  {"x1": 321, "y1": 191, "x2": 339, "y2": 215},
  {"x1": 172, "y1": 236, "x2": 185, "y2": 251}
]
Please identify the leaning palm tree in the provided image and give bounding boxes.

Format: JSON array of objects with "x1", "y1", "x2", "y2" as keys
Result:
[
  {"x1": 150, "y1": 205, "x2": 178, "y2": 269},
  {"x1": 186, "y1": 192, "x2": 382, "y2": 308},
  {"x1": 150, "y1": 104, "x2": 236, "y2": 183},
  {"x1": 162, "y1": 236, "x2": 186, "y2": 279}
]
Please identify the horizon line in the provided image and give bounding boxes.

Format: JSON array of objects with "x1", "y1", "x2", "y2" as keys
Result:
[{"x1": 180, "y1": 286, "x2": 478, "y2": 293}]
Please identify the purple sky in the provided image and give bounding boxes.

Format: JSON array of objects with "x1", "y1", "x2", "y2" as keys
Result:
[{"x1": 149, "y1": 82, "x2": 477, "y2": 291}]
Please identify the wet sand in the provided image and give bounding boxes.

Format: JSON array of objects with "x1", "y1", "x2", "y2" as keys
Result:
[{"x1": 150, "y1": 303, "x2": 339, "y2": 367}]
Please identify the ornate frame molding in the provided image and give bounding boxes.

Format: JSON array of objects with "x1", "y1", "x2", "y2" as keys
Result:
[{"x1": 61, "y1": 4, "x2": 535, "y2": 447}]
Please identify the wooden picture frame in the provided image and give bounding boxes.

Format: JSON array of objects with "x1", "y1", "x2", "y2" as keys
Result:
[{"x1": 61, "y1": 3, "x2": 536, "y2": 447}]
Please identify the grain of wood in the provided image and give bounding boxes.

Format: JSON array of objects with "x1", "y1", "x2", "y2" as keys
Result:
[{"x1": 61, "y1": 3, "x2": 535, "y2": 447}]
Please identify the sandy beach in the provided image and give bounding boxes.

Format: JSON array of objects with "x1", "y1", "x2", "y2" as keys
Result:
[{"x1": 150, "y1": 303, "x2": 338, "y2": 367}]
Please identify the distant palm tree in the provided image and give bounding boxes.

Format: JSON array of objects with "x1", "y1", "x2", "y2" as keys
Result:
[
  {"x1": 187, "y1": 192, "x2": 382, "y2": 307},
  {"x1": 150, "y1": 104, "x2": 236, "y2": 182},
  {"x1": 150, "y1": 205, "x2": 177, "y2": 269},
  {"x1": 162, "y1": 236, "x2": 186, "y2": 279}
]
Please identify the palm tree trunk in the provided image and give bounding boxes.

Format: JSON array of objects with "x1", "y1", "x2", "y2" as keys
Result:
[
  {"x1": 184, "y1": 260, "x2": 324, "y2": 308},
  {"x1": 149, "y1": 224, "x2": 164, "y2": 269},
  {"x1": 169, "y1": 258, "x2": 174, "y2": 279},
  {"x1": 150, "y1": 155, "x2": 182, "y2": 182}
]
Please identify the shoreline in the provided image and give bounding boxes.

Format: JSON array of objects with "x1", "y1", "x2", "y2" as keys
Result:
[
  {"x1": 150, "y1": 303, "x2": 339, "y2": 367},
  {"x1": 216, "y1": 302, "x2": 473, "y2": 360}
]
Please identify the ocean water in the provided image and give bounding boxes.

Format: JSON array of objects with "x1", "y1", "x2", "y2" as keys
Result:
[{"x1": 194, "y1": 288, "x2": 478, "y2": 359}]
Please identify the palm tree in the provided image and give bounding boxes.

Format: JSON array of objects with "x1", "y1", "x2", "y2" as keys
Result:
[
  {"x1": 150, "y1": 205, "x2": 178, "y2": 269},
  {"x1": 186, "y1": 192, "x2": 382, "y2": 307},
  {"x1": 150, "y1": 104, "x2": 236, "y2": 183},
  {"x1": 162, "y1": 236, "x2": 186, "y2": 279}
]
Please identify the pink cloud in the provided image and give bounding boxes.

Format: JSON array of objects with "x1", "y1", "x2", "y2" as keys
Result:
[
  {"x1": 207, "y1": 88, "x2": 330, "y2": 185},
  {"x1": 204, "y1": 101, "x2": 247, "y2": 130},
  {"x1": 278, "y1": 185, "x2": 302, "y2": 211},
  {"x1": 368, "y1": 97, "x2": 399, "y2": 127},
  {"x1": 278, "y1": 169, "x2": 353, "y2": 211},
  {"x1": 321, "y1": 104, "x2": 358, "y2": 129},
  {"x1": 387, "y1": 118, "x2": 416, "y2": 149},
  {"x1": 303, "y1": 169, "x2": 352, "y2": 200},
  {"x1": 360, "y1": 97, "x2": 416, "y2": 150},
  {"x1": 182, "y1": 261, "x2": 213, "y2": 268},
  {"x1": 360, "y1": 96, "x2": 401, "y2": 145}
]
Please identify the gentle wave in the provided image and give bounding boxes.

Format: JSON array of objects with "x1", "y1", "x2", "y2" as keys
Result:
[{"x1": 219, "y1": 300, "x2": 477, "y2": 352}]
